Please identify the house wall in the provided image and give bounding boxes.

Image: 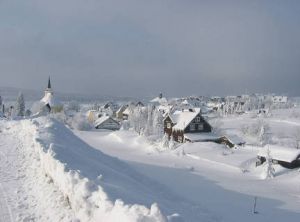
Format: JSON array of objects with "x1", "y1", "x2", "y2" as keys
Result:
[
  {"x1": 164, "y1": 116, "x2": 173, "y2": 138},
  {"x1": 184, "y1": 114, "x2": 212, "y2": 134}
]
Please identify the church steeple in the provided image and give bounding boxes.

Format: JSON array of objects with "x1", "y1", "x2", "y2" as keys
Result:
[
  {"x1": 47, "y1": 76, "x2": 52, "y2": 89},
  {"x1": 45, "y1": 76, "x2": 53, "y2": 95}
]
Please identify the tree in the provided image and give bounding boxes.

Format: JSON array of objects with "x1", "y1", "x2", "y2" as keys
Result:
[
  {"x1": 15, "y1": 92, "x2": 25, "y2": 117},
  {"x1": 169, "y1": 136, "x2": 176, "y2": 150},
  {"x1": 255, "y1": 119, "x2": 271, "y2": 146},
  {"x1": 264, "y1": 148, "x2": 275, "y2": 179},
  {"x1": 160, "y1": 133, "x2": 169, "y2": 149},
  {"x1": 293, "y1": 127, "x2": 300, "y2": 149},
  {"x1": 152, "y1": 109, "x2": 164, "y2": 138},
  {"x1": 0, "y1": 95, "x2": 2, "y2": 106}
]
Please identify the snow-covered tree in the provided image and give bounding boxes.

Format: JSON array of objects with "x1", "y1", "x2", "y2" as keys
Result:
[
  {"x1": 293, "y1": 127, "x2": 300, "y2": 149},
  {"x1": 15, "y1": 92, "x2": 25, "y2": 117},
  {"x1": 71, "y1": 113, "x2": 92, "y2": 131},
  {"x1": 258, "y1": 120, "x2": 271, "y2": 146},
  {"x1": 264, "y1": 148, "x2": 275, "y2": 179},
  {"x1": 0, "y1": 95, "x2": 2, "y2": 106},
  {"x1": 152, "y1": 109, "x2": 164, "y2": 138},
  {"x1": 160, "y1": 133, "x2": 169, "y2": 149},
  {"x1": 169, "y1": 136, "x2": 176, "y2": 150},
  {"x1": 144, "y1": 105, "x2": 154, "y2": 136}
]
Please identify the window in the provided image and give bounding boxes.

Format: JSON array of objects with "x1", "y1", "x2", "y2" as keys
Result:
[
  {"x1": 195, "y1": 117, "x2": 201, "y2": 122},
  {"x1": 167, "y1": 122, "x2": 172, "y2": 129},
  {"x1": 190, "y1": 124, "x2": 195, "y2": 131},
  {"x1": 178, "y1": 136, "x2": 183, "y2": 143}
]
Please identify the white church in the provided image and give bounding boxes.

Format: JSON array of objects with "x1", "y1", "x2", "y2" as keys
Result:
[{"x1": 40, "y1": 77, "x2": 63, "y2": 113}]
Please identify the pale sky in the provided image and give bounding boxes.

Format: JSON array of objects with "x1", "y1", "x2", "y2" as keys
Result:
[{"x1": 0, "y1": 0, "x2": 299, "y2": 97}]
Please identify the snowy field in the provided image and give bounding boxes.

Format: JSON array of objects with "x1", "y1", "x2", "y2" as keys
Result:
[{"x1": 0, "y1": 108, "x2": 300, "y2": 221}]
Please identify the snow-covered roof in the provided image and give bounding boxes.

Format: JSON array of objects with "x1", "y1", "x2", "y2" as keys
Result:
[
  {"x1": 184, "y1": 133, "x2": 219, "y2": 142},
  {"x1": 94, "y1": 116, "x2": 110, "y2": 127},
  {"x1": 116, "y1": 105, "x2": 127, "y2": 114},
  {"x1": 222, "y1": 134, "x2": 245, "y2": 145},
  {"x1": 40, "y1": 92, "x2": 62, "y2": 108},
  {"x1": 123, "y1": 107, "x2": 131, "y2": 115},
  {"x1": 170, "y1": 108, "x2": 201, "y2": 131},
  {"x1": 182, "y1": 99, "x2": 190, "y2": 105},
  {"x1": 258, "y1": 146, "x2": 300, "y2": 162}
]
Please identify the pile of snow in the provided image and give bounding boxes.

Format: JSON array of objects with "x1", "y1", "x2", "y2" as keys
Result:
[{"x1": 24, "y1": 117, "x2": 168, "y2": 222}]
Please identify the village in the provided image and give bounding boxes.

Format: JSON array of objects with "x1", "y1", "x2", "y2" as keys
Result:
[
  {"x1": 1, "y1": 78, "x2": 299, "y2": 171},
  {"x1": 1, "y1": 79, "x2": 300, "y2": 221}
]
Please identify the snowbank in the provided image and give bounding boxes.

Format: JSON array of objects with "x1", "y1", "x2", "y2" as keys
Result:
[{"x1": 22, "y1": 117, "x2": 168, "y2": 222}]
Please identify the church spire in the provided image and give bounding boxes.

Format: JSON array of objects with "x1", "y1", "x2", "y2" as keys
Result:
[{"x1": 48, "y1": 76, "x2": 52, "y2": 89}]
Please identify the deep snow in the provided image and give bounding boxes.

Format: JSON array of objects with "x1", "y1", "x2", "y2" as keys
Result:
[{"x1": 75, "y1": 126, "x2": 300, "y2": 222}]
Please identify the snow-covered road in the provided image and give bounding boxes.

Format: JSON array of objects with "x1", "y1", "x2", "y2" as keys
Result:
[{"x1": 0, "y1": 120, "x2": 74, "y2": 222}]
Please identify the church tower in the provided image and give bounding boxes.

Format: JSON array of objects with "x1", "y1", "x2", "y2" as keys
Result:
[{"x1": 45, "y1": 76, "x2": 53, "y2": 96}]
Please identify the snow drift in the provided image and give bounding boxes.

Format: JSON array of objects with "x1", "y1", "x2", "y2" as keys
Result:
[{"x1": 21, "y1": 117, "x2": 168, "y2": 222}]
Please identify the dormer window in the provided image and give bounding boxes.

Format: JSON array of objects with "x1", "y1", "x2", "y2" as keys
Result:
[
  {"x1": 167, "y1": 122, "x2": 172, "y2": 129},
  {"x1": 195, "y1": 117, "x2": 201, "y2": 122}
]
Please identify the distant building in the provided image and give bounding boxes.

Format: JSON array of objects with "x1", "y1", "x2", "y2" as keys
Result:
[
  {"x1": 94, "y1": 116, "x2": 120, "y2": 130},
  {"x1": 40, "y1": 77, "x2": 63, "y2": 113},
  {"x1": 87, "y1": 110, "x2": 102, "y2": 123},
  {"x1": 116, "y1": 105, "x2": 128, "y2": 120}
]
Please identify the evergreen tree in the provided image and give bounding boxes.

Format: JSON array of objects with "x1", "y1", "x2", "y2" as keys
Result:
[{"x1": 15, "y1": 92, "x2": 25, "y2": 117}]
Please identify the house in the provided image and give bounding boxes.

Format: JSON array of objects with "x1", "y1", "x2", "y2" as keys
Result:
[
  {"x1": 40, "y1": 77, "x2": 63, "y2": 113},
  {"x1": 136, "y1": 101, "x2": 144, "y2": 107},
  {"x1": 256, "y1": 146, "x2": 300, "y2": 169},
  {"x1": 122, "y1": 107, "x2": 131, "y2": 120},
  {"x1": 272, "y1": 96, "x2": 288, "y2": 104},
  {"x1": 94, "y1": 116, "x2": 120, "y2": 130},
  {"x1": 164, "y1": 108, "x2": 212, "y2": 143},
  {"x1": 87, "y1": 110, "x2": 102, "y2": 123},
  {"x1": 116, "y1": 105, "x2": 128, "y2": 120}
]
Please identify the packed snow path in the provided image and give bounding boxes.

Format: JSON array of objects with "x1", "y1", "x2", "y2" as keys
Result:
[{"x1": 0, "y1": 120, "x2": 74, "y2": 222}]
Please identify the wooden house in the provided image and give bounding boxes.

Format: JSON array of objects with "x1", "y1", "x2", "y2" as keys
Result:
[
  {"x1": 256, "y1": 146, "x2": 300, "y2": 169},
  {"x1": 164, "y1": 108, "x2": 212, "y2": 143},
  {"x1": 94, "y1": 116, "x2": 120, "y2": 130}
]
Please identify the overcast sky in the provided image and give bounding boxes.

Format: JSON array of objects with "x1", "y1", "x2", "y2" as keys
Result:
[{"x1": 0, "y1": 0, "x2": 299, "y2": 97}]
